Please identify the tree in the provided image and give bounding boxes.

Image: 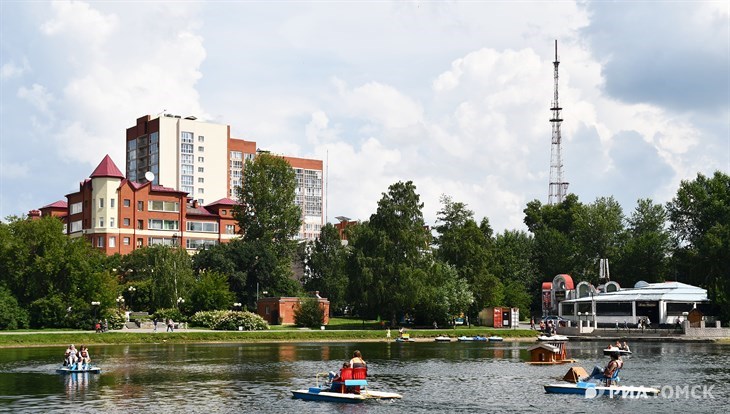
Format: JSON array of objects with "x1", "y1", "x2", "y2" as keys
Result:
[
  {"x1": 433, "y1": 195, "x2": 500, "y2": 314},
  {"x1": 302, "y1": 223, "x2": 348, "y2": 314},
  {"x1": 189, "y1": 271, "x2": 235, "y2": 313},
  {"x1": 492, "y1": 230, "x2": 536, "y2": 313},
  {"x1": 233, "y1": 153, "x2": 303, "y2": 305},
  {"x1": 572, "y1": 197, "x2": 625, "y2": 282},
  {"x1": 614, "y1": 199, "x2": 671, "y2": 287},
  {"x1": 294, "y1": 297, "x2": 325, "y2": 328},
  {"x1": 667, "y1": 171, "x2": 730, "y2": 322},
  {"x1": 347, "y1": 181, "x2": 431, "y2": 322}
]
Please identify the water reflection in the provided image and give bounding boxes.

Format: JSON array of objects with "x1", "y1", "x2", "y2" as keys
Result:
[{"x1": 64, "y1": 372, "x2": 91, "y2": 400}]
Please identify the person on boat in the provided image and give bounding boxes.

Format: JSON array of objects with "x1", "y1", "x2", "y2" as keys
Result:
[
  {"x1": 622, "y1": 342, "x2": 630, "y2": 352},
  {"x1": 585, "y1": 352, "x2": 622, "y2": 383},
  {"x1": 615, "y1": 340, "x2": 622, "y2": 350},
  {"x1": 78, "y1": 345, "x2": 91, "y2": 369},
  {"x1": 64, "y1": 345, "x2": 77, "y2": 367},
  {"x1": 330, "y1": 362, "x2": 351, "y2": 384},
  {"x1": 350, "y1": 350, "x2": 366, "y2": 369}
]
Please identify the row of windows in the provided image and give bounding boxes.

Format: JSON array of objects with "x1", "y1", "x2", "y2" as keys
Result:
[
  {"x1": 181, "y1": 132, "x2": 205, "y2": 143},
  {"x1": 187, "y1": 221, "x2": 218, "y2": 233}
]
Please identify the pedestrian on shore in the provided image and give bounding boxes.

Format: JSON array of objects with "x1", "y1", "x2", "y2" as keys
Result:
[
  {"x1": 167, "y1": 318, "x2": 174, "y2": 332},
  {"x1": 153, "y1": 318, "x2": 158, "y2": 333},
  {"x1": 386, "y1": 328, "x2": 391, "y2": 339}
]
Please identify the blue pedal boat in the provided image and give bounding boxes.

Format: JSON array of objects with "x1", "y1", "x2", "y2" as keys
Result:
[
  {"x1": 457, "y1": 336, "x2": 487, "y2": 342},
  {"x1": 56, "y1": 365, "x2": 101, "y2": 374},
  {"x1": 544, "y1": 381, "x2": 659, "y2": 397},
  {"x1": 292, "y1": 372, "x2": 402, "y2": 403}
]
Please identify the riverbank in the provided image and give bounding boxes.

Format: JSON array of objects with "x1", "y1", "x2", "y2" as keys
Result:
[{"x1": 0, "y1": 328, "x2": 538, "y2": 347}]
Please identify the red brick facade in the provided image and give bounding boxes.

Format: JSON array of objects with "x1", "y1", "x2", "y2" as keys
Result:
[{"x1": 257, "y1": 295, "x2": 330, "y2": 325}]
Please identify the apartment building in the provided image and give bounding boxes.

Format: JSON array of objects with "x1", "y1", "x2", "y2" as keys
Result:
[
  {"x1": 41, "y1": 155, "x2": 240, "y2": 255},
  {"x1": 126, "y1": 114, "x2": 323, "y2": 240}
]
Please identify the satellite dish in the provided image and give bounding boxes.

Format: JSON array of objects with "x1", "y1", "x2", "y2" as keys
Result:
[{"x1": 144, "y1": 171, "x2": 155, "y2": 182}]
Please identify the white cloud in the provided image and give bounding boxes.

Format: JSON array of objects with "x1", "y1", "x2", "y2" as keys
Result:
[
  {"x1": 1, "y1": 58, "x2": 30, "y2": 80},
  {"x1": 17, "y1": 83, "x2": 53, "y2": 115}
]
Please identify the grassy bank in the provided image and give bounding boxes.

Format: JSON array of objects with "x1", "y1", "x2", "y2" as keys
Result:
[{"x1": 0, "y1": 328, "x2": 538, "y2": 347}]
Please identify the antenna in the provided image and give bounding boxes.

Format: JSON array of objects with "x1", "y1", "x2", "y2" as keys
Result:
[{"x1": 548, "y1": 40, "x2": 569, "y2": 205}]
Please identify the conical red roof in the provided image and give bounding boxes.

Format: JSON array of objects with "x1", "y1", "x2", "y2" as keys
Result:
[{"x1": 90, "y1": 155, "x2": 125, "y2": 179}]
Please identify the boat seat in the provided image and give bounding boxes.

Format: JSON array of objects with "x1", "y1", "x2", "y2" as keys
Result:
[
  {"x1": 605, "y1": 368, "x2": 620, "y2": 386},
  {"x1": 352, "y1": 367, "x2": 367, "y2": 379}
]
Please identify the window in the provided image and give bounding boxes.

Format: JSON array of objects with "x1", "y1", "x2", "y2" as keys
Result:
[
  {"x1": 137, "y1": 219, "x2": 144, "y2": 230},
  {"x1": 137, "y1": 201, "x2": 144, "y2": 211},
  {"x1": 150, "y1": 132, "x2": 159, "y2": 144},
  {"x1": 71, "y1": 221, "x2": 82, "y2": 232},
  {"x1": 136, "y1": 238, "x2": 143, "y2": 248},
  {"x1": 123, "y1": 199, "x2": 131, "y2": 207},
  {"x1": 198, "y1": 177, "x2": 204, "y2": 183},
  {"x1": 198, "y1": 157, "x2": 204, "y2": 163},
  {"x1": 221, "y1": 209, "x2": 227, "y2": 215},
  {"x1": 185, "y1": 239, "x2": 218, "y2": 250},
  {"x1": 97, "y1": 236, "x2": 105, "y2": 248},
  {"x1": 110, "y1": 217, "x2": 115, "y2": 228},
  {"x1": 109, "y1": 237, "x2": 116, "y2": 248},
  {"x1": 198, "y1": 135, "x2": 205, "y2": 142},
  {"x1": 187, "y1": 221, "x2": 219, "y2": 233},
  {"x1": 148, "y1": 219, "x2": 179, "y2": 230},
  {"x1": 123, "y1": 237, "x2": 130, "y2": 246},
  {"x1": 110, "y1": 198, "x2": 116, "y2": 208},
  {"x1": 230, "y1": 151, "x2": 242, "y2": 160},
  {"x1": 181, "y1": 164, "x2": 194, "y2": 175},
  {"x1": 181, "y1": 154, "x2": 194, "y2": 164},
  {"x1": 226, "y1": 224, "x2": 235, "y2": 234},
  {"x1": 123, "y1": 218, "x2": 130, "y2": 227},
  {"x1": 99, "y1": 217, "x2": 104, "y2": 227},
  {"x1": 198, "y1": 167, "x2": 204, "y2": 173},
  {"x1": 182, "y1": 185, "x2": 193, "y2": 194},
  {"x1": 181, "y1": 175, "x2": 193, "y2": 186},
  {"x1": 148, "y1": 200, "x2": 179, "y2": 212},
  {"x1": 181, "y1": 143, "x2": 193, "y2": 153},
  {"x1": 70, "y1": 202, "x2": 82, "y2": 215},
  {"x1": 98, "y1": 198, "x2": 104, "y2": 208},
  {"x1": 181, "y1": 131, "x2": 193, "y2": 143},
  {"x1": 198, "y1": 198, "x2": 204, "y2": 205},
  {"x1": 198, "y1": 146, "x2": 204, "y2": 152},
  {"x1": 198, "y1": 188, "x2": 204, "y2": 194}
]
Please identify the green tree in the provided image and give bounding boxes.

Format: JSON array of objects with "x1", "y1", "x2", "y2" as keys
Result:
[
  {"x1": 294, "y1": 297, "x2": 325, "y2": 328},
  {"x1": 614, "y1": 199, "x2": 671, "y2": 287},
  {"x1": 302, "y1": 223, "x2": 348, "y2": 314},
  {"x1": 667, "y1": 171, "x2": 730, "y2": 322},
  {"x1": 433, "y1": 195, "x2": 501, "y2": 313},
  {"x1": 492, "y1": 230, "x2": 536, "y2": 314},
  {"x1": 233, "y1": 153, "x2": 303, "y2": 306},
  {"x1": 0, "y1": 286, "x2": 29, "y2": 329},
  {"x1": 572, "y1": 197, "x2": 625, "y2": 282},
  {"x1": 189, "y1": 271, "x2": 236, "y2": 312},
  {"x1": 347, "y1": 181, "x2": 431, "y2": 322},
  {"x1": 120, "y1": 245, "x2": 194, "y2": 311}
]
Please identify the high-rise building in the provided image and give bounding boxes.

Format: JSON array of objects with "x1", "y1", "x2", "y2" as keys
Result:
[{"x1": 125, "y1": 114, "x2": 324, "y2": 240}]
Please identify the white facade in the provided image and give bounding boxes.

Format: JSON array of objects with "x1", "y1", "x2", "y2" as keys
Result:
[{"x1": 128, "y1": 115, "x2": 229, "y2": 205}]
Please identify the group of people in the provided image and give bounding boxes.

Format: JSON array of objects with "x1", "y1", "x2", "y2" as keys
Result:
[
  {"x1": 609, "y1": 340, "x2": 631, "y2": 352},
  {"x1": 329, "y1": 350, "x2": 367, "y2": 392},
  {"x1": 63, "y1": 344, "x2": 91, "y2": 370},
  {"x1": 94, "y1": 320, "x2": 108, "y2": 333}
]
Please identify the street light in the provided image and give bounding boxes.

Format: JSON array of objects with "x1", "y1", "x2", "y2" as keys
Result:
[
  {"x1": 116, "y1": 295, "x2": 125, "y2": 309},
  {"x1": 177, "y1": 297, "x2": 185, "y2": 306},
  {"x1": 233, "y1": 302, "x2": 242, "y2": 310}
]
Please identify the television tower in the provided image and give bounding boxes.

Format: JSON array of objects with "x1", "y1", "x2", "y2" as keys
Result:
[{"x1": 548, "y1": 40, "x2": 569, "y2": 205}]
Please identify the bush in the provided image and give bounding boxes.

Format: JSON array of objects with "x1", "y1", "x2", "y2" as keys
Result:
[
  {"x1": 102, "y1": 308, "x2": 127, "y2": 330},
  {"x1": 294, "y1": 297, "x2": 325, "y2": 328},
  {"x1": 29, "y1": 295, "x2": 67, "y2": 328},
  {"x1": 190, "y1": 310, "x2": 269, "y2": 331},
  {"x1": 153, "y1": 308, "x2": 185, "y2": 324},
  {"x1": 0, "y1": 287, "x2": 29, "y2": 329}
]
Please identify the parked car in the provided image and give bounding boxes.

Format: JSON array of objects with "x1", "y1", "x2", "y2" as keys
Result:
[{"x1": 542, "y1": 316, "x2": 568, "y2": 326}]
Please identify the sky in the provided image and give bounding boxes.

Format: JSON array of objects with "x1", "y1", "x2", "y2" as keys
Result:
[{"x1": 1, "y1": 1, "x2": 728, "y2": 233}]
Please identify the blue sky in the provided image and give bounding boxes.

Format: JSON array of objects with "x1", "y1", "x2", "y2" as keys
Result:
[{"x1": 1, "y1": 1, "x2": 728, "y2": 232}]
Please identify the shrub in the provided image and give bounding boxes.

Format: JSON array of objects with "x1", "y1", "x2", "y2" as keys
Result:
[
  {"x1": 103, "y1": 308, "x2": 127, "y2": 330},
  {"x1": 294, "y1": 297, "x2": 325, "y2": 328},
  {"x1": 153, "y1": 308, "x2": 185, "y2": 324},
  {"x1": 190, "y1": 310, "x2": 269, "y2": 331},
  {"x1": 0, "y1": 287, "x2": 29, "y2": 329},
  {"x1": 29, "y1": 295, "x2": 67, "y2": 328}
]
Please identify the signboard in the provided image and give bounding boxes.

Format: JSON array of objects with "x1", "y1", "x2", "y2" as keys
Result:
[
  {"x1": 542, "y1": 291, "x2": 551, "y2": 313},
  {"x1": 502, "y1": 310, "x2": 510, "y2": 327},
  {"x1": 511, "y1": 308, "x2": 520, "y2": 329}
]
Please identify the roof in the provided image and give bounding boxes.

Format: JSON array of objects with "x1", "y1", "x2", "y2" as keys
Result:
[
  {"x1": 90, "y1": 155, "x2": 125, "y2": 179},
  {"x1": 42, "y1": 200, "x2": 68, "y2": 209},
  {"x1": 561, "y1": 281, "x2": 708, "y2": 304},
  {"x1": 528, "y1": 344, "x2": 560, "y2": 353},
  {"x1": 186, "y1": 206, "x2": 216, "y2": 217},
  {"x1": 207, "y1": 197, "x2": 237, "y2": 206}
]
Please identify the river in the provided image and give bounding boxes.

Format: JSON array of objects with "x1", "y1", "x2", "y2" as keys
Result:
[{"x1": 0, "y1": 340, "x2": 728, "y2": 413}]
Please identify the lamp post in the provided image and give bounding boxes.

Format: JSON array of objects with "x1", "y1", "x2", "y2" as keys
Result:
[
  {"x1": 91, "y1": 301, "x2": 100, "y2": 325},
  {"x1": 128, "y1": 286, "x2": 136, "y2": 311},
  {"x1": 116, "y1": 295, "x2": 125, "y2": 310},
  {"x1": 234, "y1": 302, "x2": 242, "y2": 311},
  {"x1": 177, "y1": 297, "x2": 185, "y2": 308}
]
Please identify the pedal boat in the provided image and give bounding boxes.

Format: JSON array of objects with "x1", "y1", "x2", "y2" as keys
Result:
[
  {"x1": 434, "y1": 335, "x2": 453, "y2": 342},
  {"x1": 292, "y1": 372, "x2": 402, "y2": 403},
  {"x1": 457, "y1": 336, "x2": 487, "y2": 342},
  {"x1": 56, "y1": 364, "x2": 101, "y2": 374},
  {"x1": 544, "y1": 381, "x2": 659, "y2": 397},
  {"x1": 537, "y1": 334, "x2": 569, "y2": 341},
  {"x1": 487, "y1": 336, "x2": 503, "y2": 342},
  {"x1": 602, "y1": 347, "x2": 632, "y2": 356}
]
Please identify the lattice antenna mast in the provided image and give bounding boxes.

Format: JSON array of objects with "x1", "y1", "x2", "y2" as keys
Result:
[{"x1": 548, "y1": 40, "x2": 569, "y2": 205}]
